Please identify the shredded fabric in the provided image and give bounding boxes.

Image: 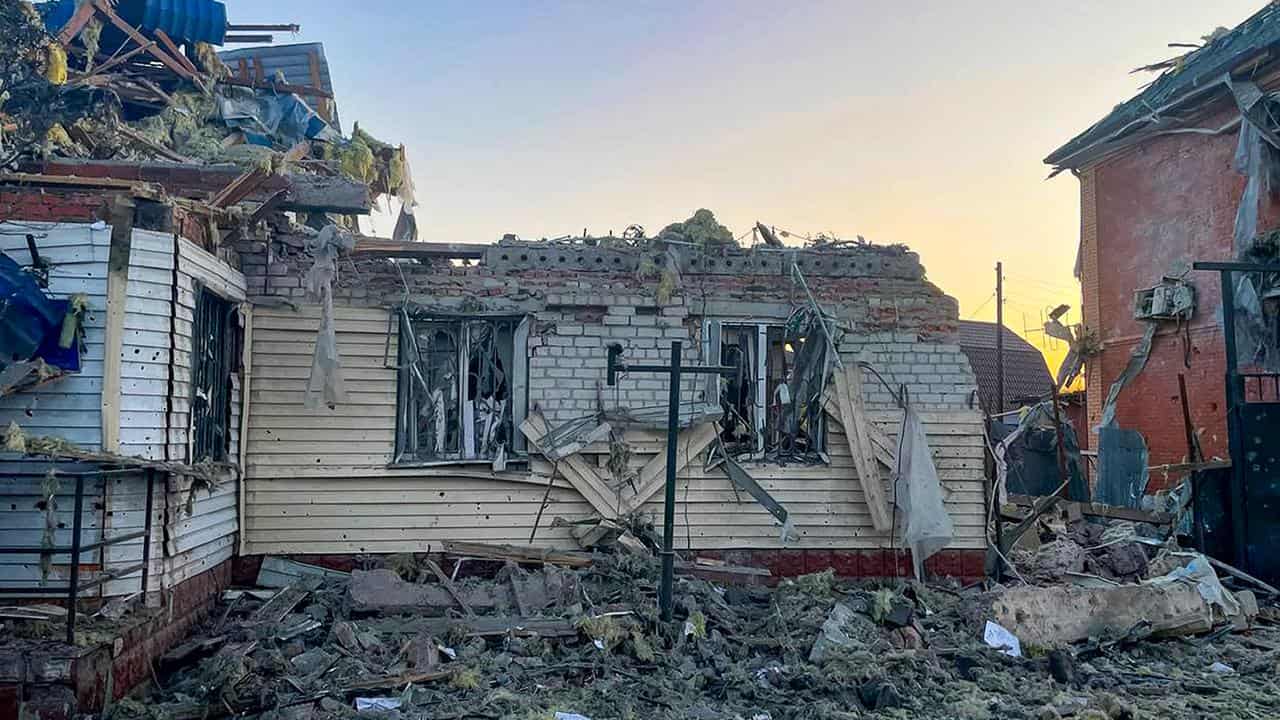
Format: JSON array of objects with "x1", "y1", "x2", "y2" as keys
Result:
[{"x1": 304, "y1": 225, "x2": 355, "y2": 409}]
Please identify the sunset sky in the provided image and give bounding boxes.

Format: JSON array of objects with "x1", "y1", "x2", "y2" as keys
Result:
[{"x1": 225, "y1": 0, "x2": 1265, "y2": 373}]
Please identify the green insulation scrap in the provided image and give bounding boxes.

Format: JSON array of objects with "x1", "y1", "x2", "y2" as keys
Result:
[
  {"x1": 656, "y1": 208, "x2": 735, "y2": 248},
  {"x1": 127, "y1": 91, "x2": 225, "y2": 161},
  {"x1": 39, "y1": 470, "x2": 59, "y2": 580},
  {"x1": 194, "y1": 42, "x2": 231, "y2": 80}
]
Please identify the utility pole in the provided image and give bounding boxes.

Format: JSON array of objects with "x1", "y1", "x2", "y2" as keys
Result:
[
  {"x1": 996, "y1": 262, "x2": 1004, "y2": 415},
  {"x1": 606, "y1": 341, "x2": 734, "y2": 622}
]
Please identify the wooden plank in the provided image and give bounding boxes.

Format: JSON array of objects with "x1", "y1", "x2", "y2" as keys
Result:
[
  {"x1": 832, "y1": 365, "x2": 892, "y2": 531},
  {"x1": 521, "y1": 413, "x2": 619, "y2": 517},
  {"x1": 56, "y1": 1, "x2": 99, "y2": 45},
  {"x1": 101, "y1": 197, "x2": 137, "y2": 452},
  {"x1": 152, "y1": 29, "x2": 202, "y2": 77},
  {"x1": 92, "y1": 1, "x2": 198, "y2": 83},
  {"x1": 622, "y1": 421, "x2": 717, "y2": 514},
  {"x1": 238, "y1": 304, "x2": 252, "y2": 556},
  {"x1": 441, "y1": 540, "x2": 592, "y2": 568}
]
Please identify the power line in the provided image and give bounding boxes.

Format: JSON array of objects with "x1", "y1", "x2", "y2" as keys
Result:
[{"x1": 965, "y1": 292, "x2": 996, "y2": 320}]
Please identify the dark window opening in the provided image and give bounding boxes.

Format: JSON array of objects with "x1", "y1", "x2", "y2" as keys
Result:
[
  {"x1": 396, "y1": 315, "x2": 526, "y2": 462},
  {"x1": 191, "y1": 289, "x2": 238, "y2": 462},
  {"x1": 714, "y1": 320, "x2": 827, "y2": 462}
]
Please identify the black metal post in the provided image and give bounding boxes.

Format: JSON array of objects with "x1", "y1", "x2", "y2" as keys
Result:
[
  {"x1": 141, "y1": 469, "x2": 155, "y2": 599},
  {"x1": 604, "y1": 341, "x2": 735, "y2": 623},
  {"x1": 996, "y1": 261, "x2": 1004, "y2": 414},
  {"x1": 66, "y1": 473, "x2": 84, "y2": 645},
  {"x1": 660, "y1": 340, "x2": 682, "y2": 622},
  {"x1": 1216, "y1": 269, "x2": 1250, "y2": 570}
]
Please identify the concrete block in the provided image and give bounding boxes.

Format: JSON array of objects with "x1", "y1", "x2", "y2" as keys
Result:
[{"x1": 603, "y1": 315, "x2": 631, "y2": 326}]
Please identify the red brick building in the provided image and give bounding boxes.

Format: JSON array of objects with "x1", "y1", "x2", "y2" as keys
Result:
[{"x1": 1045, "y1": 5, "x2": 1280, "y2": 478}]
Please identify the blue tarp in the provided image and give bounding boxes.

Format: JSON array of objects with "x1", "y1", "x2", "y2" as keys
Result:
[{"x1": 0, "y1": 253, "x2": 62, "y2": 365}]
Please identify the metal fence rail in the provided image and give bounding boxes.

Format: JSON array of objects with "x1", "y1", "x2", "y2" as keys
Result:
[{"x1": 0, "y1": 467, "x2": 155, "y2": 644}]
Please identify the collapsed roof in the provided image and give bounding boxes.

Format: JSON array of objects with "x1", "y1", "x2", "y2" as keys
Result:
[
  {"x1": 1, "y1": 0, "x2": 415, "y2": 233},
  {"x1": 1045, "y1": 3, "x2": 1280, "y2": 172}
]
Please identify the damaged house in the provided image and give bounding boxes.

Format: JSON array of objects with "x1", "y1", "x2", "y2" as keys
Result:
[
  {"x1": 0, "y1": 1, "x2": 1001, "y2": 714},
  {"x1": 1047, "y1": 4, "x2": 1280, "y2": 579},
  {"x1": 233, "y1": 229, "x2": 988, "y2": 576}
]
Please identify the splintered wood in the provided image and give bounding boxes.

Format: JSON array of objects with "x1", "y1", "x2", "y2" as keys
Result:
[
  {"x1": 831, "y1": 364, "x2": 894, "y2": 531},
  {"x1": 520, "y1": 412, "x2": 620, "y2": 517}
]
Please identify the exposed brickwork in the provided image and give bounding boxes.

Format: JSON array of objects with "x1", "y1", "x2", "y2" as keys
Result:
[
  {"x1": 1081, "y1": 102, "x2": 1280, "y2": 485},
  {"x1": 238, "y1": 234, "x2": 976, "y2": 422},
  {"x1": 0, "y1": 560, "x2": 232, "y2": 719},
  {"x1": 0, "y1": 187, "x2": 110, "y2": 223}
]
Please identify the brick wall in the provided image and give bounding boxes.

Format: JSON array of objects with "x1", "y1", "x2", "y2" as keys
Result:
[
  {"x1": 1083, "y1": 102, "x2": 1280, "y2": 481},
  {"x1": 235, "y1": 234, "x2": 977, "y2": 422}
]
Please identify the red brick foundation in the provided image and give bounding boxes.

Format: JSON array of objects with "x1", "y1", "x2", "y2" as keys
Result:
[
  {"x1": 235, "y1": 548, "x2": 988, "y2": 587},
  {"x1": 0, "y1": 560, "x2": 232, "y2": 719}
]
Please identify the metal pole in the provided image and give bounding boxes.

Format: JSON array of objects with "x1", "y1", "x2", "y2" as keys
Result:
[
  {"x1": 659, "y1": 340, "x2": 682, "y2": 623},
  {"x1": 996, "y1": 262, "x2": 1004, "y2": 414},
  {"x1": 1217, "y1": 269, "x2": 1250, "y2": 570},
  {"x1": 141, "y1": 469, "x2": 155, "y2": 599},
  {"x1": 67, "y1": 473, "x2": 85, "y2": 645},
  {"x1": 1049, "y1": 383, "x2": 1070, "y2": 499}
]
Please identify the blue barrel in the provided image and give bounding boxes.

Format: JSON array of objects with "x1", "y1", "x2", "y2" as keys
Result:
[
  {"x1": 41, "y1": 0, "x2": 229, "y2": 46},
  {"x1": 120, "y1": 0, "x2": 228, "y2": 45}
]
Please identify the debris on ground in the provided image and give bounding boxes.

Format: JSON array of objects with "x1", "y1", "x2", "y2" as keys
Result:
[{"x1": 102, "y1": 542, "x2": 1280, "y2": 720}]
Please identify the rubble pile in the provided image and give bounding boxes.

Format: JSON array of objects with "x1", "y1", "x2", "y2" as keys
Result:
[
  {"x1": 100, "y1": 542, "x2": 1280, "y2": 720},
  {"x1": 0, "y1": 1, "x2": 414, "y2": 229}
]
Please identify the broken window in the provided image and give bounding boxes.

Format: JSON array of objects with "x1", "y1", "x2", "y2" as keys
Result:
[
  {"x1": 707, "y1": 317, "x2": 827, "y2": 462},
  {"x1": 191, "y1": 288, "x2": 239, "y2": 462},
  {"x1": 395, "y1": 315, "x2": 529, "y2": 463}
]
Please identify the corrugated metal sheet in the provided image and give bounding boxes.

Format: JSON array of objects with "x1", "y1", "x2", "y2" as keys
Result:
[
  {"x1": 218, "y1": 43, "x2": 342, "y2": 132},
  {"x1": 242, "y1": 305, "x2": 987, "y2": 555}
]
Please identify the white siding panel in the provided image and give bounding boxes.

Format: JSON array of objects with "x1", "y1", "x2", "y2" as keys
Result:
[{"x1": 244, "y1": 305, "x2": 988, "y2": 557}]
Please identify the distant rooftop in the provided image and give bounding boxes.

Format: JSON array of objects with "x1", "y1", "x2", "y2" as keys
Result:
[{"x1": 957, "y1": 320, "x2": 1052, "y2": 414}]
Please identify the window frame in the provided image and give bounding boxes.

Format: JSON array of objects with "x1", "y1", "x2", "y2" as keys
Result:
[
  {"x1": 392, "y1": 311, "x2": 529, "y2": 466},
  {"x1": 704, "y1": 318, "x2": 829, "y2": 462},
  {"x1": 190, "y1": 285, "x2": 239, "y2": 463}
]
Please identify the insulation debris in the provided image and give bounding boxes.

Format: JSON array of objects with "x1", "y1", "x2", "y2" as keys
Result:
[{"x1": 108, "y1": 548, "x2": 1280, "y2": 720}]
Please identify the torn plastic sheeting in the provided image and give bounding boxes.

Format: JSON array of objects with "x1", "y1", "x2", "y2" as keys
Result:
[
  {"x1": 893, "y1": 403, "x2": 953, "y2": 581},
  {"x1": 356, "y1": 697, "x2": 402, "y2": 712},
  {"x1": 983, "y1": 620, "x2": 1021, "y2": 657},
  {"x1": 305, "y1": 225, "x2": 355, "y2": 409},
  {"x1": 1099, "y1": 322, "x2": 1157, "y2": 430},
  {"x1": 216, "y1": 89, "x2": 341, "y2": 148},
  {"x1": 1149, "y1": 552, "x2": 1242, "y2": 620}
]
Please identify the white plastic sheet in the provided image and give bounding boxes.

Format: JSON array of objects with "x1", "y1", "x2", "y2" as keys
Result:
[
  {"x1": 894, "y1": 403, "x2": 954, "y2": 580},
  {"x1": 305, "y1": 225, "x2": 355, "y2": 409},
  {"x1": 983, "y1": 620, "x2": 1022, "y2": 657}
]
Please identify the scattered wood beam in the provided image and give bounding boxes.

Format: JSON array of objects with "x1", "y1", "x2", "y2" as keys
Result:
[
  {"x1": 217, "y1": 76, "x2": 334, "y2": 99},
  {"x1": 521, "y1": 413, "x2": 620, "y2": 518},
  {"x1": 56, "y1": 2, "x2": 99, "y2": 46},
  {"x1": 92, "y1": 1, "x2": 198, "y2": 84},
  {"x1": 832, "y1": 365, "x2": 893, "y2": 531},
  {"x1": 621, "y1": 421, "x2": 718, "y2": 514},
  {"x1": 114, "y1": 125, "x2": 191, "y2": 163},
  {"x1": 424, "y1": 558, "x2": 477, "y2": 618},
  {"x1": 152, "y1": 29, "x2": 202, "y2": 77},
  {"x1": 440, "y1": 540, "x2": 592, "y2": 568}
]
